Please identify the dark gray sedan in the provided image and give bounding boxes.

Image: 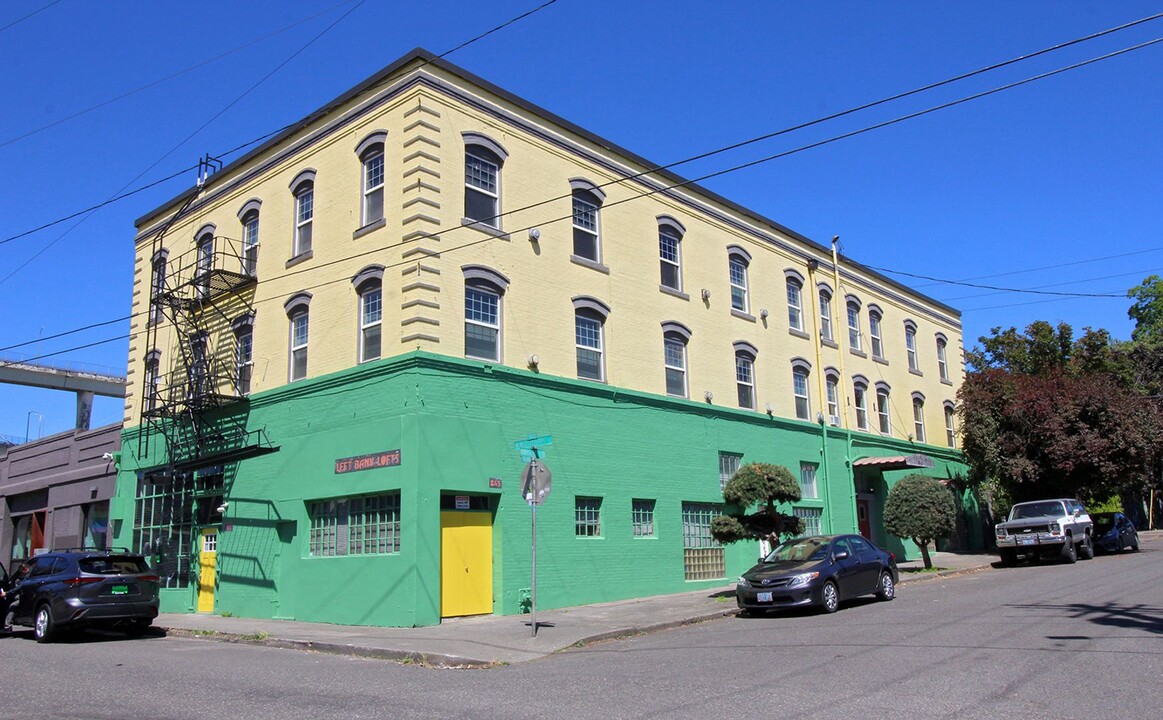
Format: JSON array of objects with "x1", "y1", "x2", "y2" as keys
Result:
[
  {"x1": 736, "y1": 534, "x2": 898, "y2": 614},
  {"x1": 1092, "y1": 512, "x2": 1140, "y2": 553}
]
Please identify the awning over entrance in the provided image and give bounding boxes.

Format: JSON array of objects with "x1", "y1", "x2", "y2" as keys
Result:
[{"x1": 852, "y1": 453, "x2": 935, "y2": 470}]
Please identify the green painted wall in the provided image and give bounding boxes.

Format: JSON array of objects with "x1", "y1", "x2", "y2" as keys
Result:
[{"x1": 114, "y1": 352, "x2": 970, "y2": 627}]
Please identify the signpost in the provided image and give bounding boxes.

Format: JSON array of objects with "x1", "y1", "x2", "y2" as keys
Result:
[{"x1": 515, "y1": 435, "x2": 553, "y2": 637}]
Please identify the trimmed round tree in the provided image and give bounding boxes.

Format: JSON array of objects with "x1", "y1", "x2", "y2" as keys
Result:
[
  {"x1": 711, "y1": 462, "x2": 803, "y2": 548},
  {"x1": 883, "y1": 474, "x2": 957, "y2": 569}
]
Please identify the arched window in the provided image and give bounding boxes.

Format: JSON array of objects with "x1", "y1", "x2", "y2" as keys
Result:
[
  {"x1": 150, "y1": 249, "x2": 168, "y2": 324},
  {"x1": 944, "y1": 400, "x2": 956, "y2": 447},
  {"x1": 875, "y1": 381, "x2": 891, "y2": 434},
  {"x1": 352, "y1": 265, "x2": 384, "y2": 363},
  {"x1": 825, "y1": 368, "x2": 840, "y2": 426},
  {"x1": 356, "y1": 131, "x2": 387, "y2": 227},
  {"x1": 571, "y1": 179, "x2": 605, "y2": 263},
  {"x1": 232, "y1": 313, "x2": 255, "y2": 396},
  {"x1": 852, "y1": 374, "x2": 870, "y2": 431},
  {"x1": 573, "y1": 296, "x2": 610, "y2": 381},
  {"x1": 818, "y1": 283, "x2": 834, "y2": 342},
  {"x1": 785, "y1": 269, "x2": 805, "y2": 332},
  {"x1": 846, "y1": 295, "x2": 863, "y2": 352},
  {"x1": 728, "y1": 246, "x2": 752, "y2": 314},
  {"x1": 904, "y1": 320, "x2": 919, "y2": 372},
  {"x1": 936, "y1": 333, "x2": 950, "y2": 382},
  {"x1": 464, "y1": 133, "x2": 507, "y2": 229},
  {"x1": 463, "y1": 265, "x2": 510, "y2": 362},
  {"x1": 144, "y1": 349, "x2": 162, "y2": 412},
  {"x1": 912, "y1": 391, "x2": 926, "y2": 442},
  {"x1": 237, "y1": 198, "x2": 261, "y2": 276},
  {"x1": 658, "y1": 216, "x2": 685, "y2": 292},
  {"x1": 791, "y1": 357, "x2": 812, "y2": 420},
  {"x1": 661, "y1": 321, "x2": 691, "y2": 398},
  {"x1": 868, "y1": 304, "x2": 884, "y2": 359},
  {"x1": 734, "y1": 340, "x2": 758, "y2": 410},
  {"x1": 195, "y1": 225, "x2": 215, "y2": 299},
  {"x1": 289, "y1": 169, "x2": 316, "y2": 258},
  {"x1": 284, "y1": 292, "x2": 312, "y2": 381}
]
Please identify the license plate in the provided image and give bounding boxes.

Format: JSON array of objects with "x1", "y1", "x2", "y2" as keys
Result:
[
  {"x1": 757, "y1": 591, "x2": 773, "y2": 603},
  {"x1": 1018, "y1": 536, "x2": 1035, "y2": 545},
  {"x1": 111, "y1": 585, "x2": 129, "y2": 595}
]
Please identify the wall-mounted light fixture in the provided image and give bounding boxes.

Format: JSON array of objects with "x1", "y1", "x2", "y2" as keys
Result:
[
  {"x1": 527, "y1": 354, "x2": 540, "y2": 368},
  {"x1": 765, "y1": 402, "x2": 774, "y2": 415},
  {"x1": 703, "y1": 390, "x2": 714, "y2": 402},
  {"x1": 528, "y1": 228, "x2": 541, "y2": 242},
  {"x1": 701, "y1": 288, "x2": 711, "y2": 301},
  {"x1": 760, "y1": 308, "x2": 769, "y2": 320}
]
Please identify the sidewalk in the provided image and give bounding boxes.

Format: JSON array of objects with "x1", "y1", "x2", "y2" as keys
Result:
[{"x1": 156, "y1": 548, "x2": 1000, "y2": 667}]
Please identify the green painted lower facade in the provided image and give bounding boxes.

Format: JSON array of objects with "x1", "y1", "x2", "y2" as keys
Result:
[{"x1": 112, "y1": 352, "x2": 973, "y2": 627}]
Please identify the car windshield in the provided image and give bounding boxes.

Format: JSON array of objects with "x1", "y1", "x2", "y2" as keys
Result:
[
  {"x1": 79, "y1": 556, "x2": 149, "y2": 575},
  {"x1": 1091, "y1": 515, "x2": 1115, "y2": 531},
  {"x1": 765, "y1": 537, "x2": 831, "y2": 563},
  {"x1": 1011, "y1": 502, "x2": 1064, "y2": 519}
]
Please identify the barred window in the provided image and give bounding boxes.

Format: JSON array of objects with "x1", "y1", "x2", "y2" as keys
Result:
[
  {"x1": 575, "y1": 497, "x2": 602, "y2": 537},
  {"x1": 133, "y1": 471, "x2": 196, "y2": 589},
  {"x1": 794, "y1": 507, "x2": 823, "y2": 536},
  {"x1": 719, "y1": 451, "x2": 741, "y2": 492},
  {"x1": 682, "y1": 502, "x2": 724, "y2": 580},
  {"x1": 308, "y1": 493, "x2": 401, "y2": 557},
  {"x1": 632, "y1": 499, "x2": 655, "y2": 538}
]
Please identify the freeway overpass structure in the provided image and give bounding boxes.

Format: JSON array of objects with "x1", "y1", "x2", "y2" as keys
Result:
[{"x1": 0, "y1": 357, "x2": 126, "y2": 435}]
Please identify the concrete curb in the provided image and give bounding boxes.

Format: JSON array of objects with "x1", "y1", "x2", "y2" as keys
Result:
[
  {"x1": 557, "y1": 607, "x2": 740, "y2": 651},
  {"x1": 897, "y1": 563, "x2": 994, "y2": 585}
]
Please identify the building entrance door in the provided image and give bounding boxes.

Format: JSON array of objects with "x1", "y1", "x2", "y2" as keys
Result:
[
  {"x1": 856, "y1": 498, "x2": 872, "y2": 541},
  {"x1": 440, "y1": 511, "x2": 493, "y2": 618},
  {"x1": 197, "y1": 528, "x2": 217, "y2": 613}
]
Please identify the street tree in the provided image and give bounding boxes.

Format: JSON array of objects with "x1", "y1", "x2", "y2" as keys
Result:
[
  {"x1": 1128, "y1": 275, "x2": 1163, "y2": 344},
  {"x1": 711, "y1": 462, "x2": 803, "y2": 548},
  {"x1": 883, "y1": 474, "x2": 956, "y2": 570}
]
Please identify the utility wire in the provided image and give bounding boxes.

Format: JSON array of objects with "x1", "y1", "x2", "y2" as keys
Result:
[
  {"x1": 908, "y1": 246, "x2": 1163, "y2": 288},
  {"x1": 941, "y1": 266, "x2": 1163, "y2": 301},
  {"x1": 2, "y1": 8, "x2": 1153, "y2": 249},
  {"x1": 6, "y1": 28, "x2": 1162, "y2": 364},
  {"x1": 865, "y1": 266, "x2": 1129, "y2": 298},
  {"x1": 0, "y1": 0, "x2": 59, "y2": 34}
]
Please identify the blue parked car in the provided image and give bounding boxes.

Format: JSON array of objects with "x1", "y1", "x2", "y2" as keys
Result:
[{"x1": 1091, "y1": 512, "x2": 1139, "y2": 554}]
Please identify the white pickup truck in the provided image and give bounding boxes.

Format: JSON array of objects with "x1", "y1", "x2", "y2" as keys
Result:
[{"x1": 995, "y1": 498, "x2": 1093, "y2": 565}]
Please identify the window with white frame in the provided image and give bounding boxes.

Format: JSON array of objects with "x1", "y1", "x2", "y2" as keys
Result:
[
  {"x1": 572, "y1": 187, "x2": 602, "y2": 262},
  {"x1": 659, "y1": 218, "x2": 683, "y2": 291},
  {"x1": 905, "y1": 321, "x2": 919, "y2": 372},
  {"x1": 188, "y1": 333, "x2": 209, "y2": 398},
  {"x1": 826, "y1": 372, "x2": 840, "y2": 426},
  {"x1": 795, "y1": 507, "x2": 823, "y2": 536},
  {"x1": 632, "y1": 499, "x2": 655, "y2": 537},
  {"x1": 937, "y1": 336, "x2": 950, "y2": 382},
  {"x1": 792, "y1": 362, "x2": 811, "y2": 420},
  {"x1": 682, "y1": 502, "x2": 725, "y2": 580},
  {"x1": 913, "y1": 394, "x2": 926, "y2": 442},
  {"x1": 292, "y1": 177, "x2": 314, "y2": 257},
  {"x1": 853, "y1": 378, "x2": 870, "y2": 431},
  {"x1": 285, "y1": 293, "x2": 311, "y2": 382},
  {"x1": 144, "y1": 351, "x2": 161, "y2": 412},
  {"x1": 819, "y1": 288, "x2": 833, "y2": 342},
  {"x1": 463, "y1": 265, "x2": 509, "y2": 363},
  {"x1": 869, "y1": 308, "x2": 884, "y2": 359},
  {"x1": 663, "y1": 331, "x2": 688, "y2": 398},
  {"x1": 196, "y1": 230, "x2": 213, "y2": 299},
  {"x1": 575, "y1": 497, "x2": 602, "y2": 537},
  {"x1": 308, "y1": 493, "x2": 401, "y2": 557},
  {"x1": 729, "y1": 249, "x2": 750, "y2": 313},
  {"x1": 359, "y1": 284, "x2": 382, "y2": 363},
  {"x1": 150, "y1": 251, "x2": 167, "y2": 324},
  {"x1": 847, "y1": 300, "x2": 862, "y2": 352},
  {"x1": 241, "y1": 209, "x2": 259, "y2": 276},
  {"x1": 573, "y1": 297, "x2": 609, "y2": 381},
  {"x1": 232, "y1": 315, "x2": 253, "y2": 396},
  {"x1": 944, "y1": 402, "x2": 956, "y2": 447},
  {"x1": 735, "y1": 345, "x2": 756, "y2": 410},
  {"x1": 786, "y1": 275, "x2": 804, "y2": 331},
  {"x1": 361, "y1": 144, "x2": 385, "y2": 227},
  {"x1": 719, "y1": 452, "x2": 742, "y2": 492},
  {"x1": 799, "y1": 462, "x2": 818, "y2": 499},
  {"x1": 876, "y1": 384, "x2": 891, "y2": 434},
  {"x1": 464, "y1": 142, "x2": 503, "y2": 228}
]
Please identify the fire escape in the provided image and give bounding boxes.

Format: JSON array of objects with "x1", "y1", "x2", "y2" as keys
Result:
[{"x1": 138, "y1": 156, "x2": 278, "y2": 472}]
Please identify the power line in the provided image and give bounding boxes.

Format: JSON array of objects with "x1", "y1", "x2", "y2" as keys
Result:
[
  {"x1": 909, "y1": 246, "x2": 1163, "y2": 288},
  {"x1": 7, "y1": 28, "x2": 1162, "y2": 363},
  {"x1": 864, "y1": 266, "x2": 1129, "y2": 298},
  {"x1": 0, "y1": 0, "x2": 59, "y2": 34},
  {"x1": 941, "y1": 266, "x2": 1163, "y2": 301}
]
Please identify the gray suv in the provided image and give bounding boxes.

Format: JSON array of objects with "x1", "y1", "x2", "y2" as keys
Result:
[{"x1": 5, "y1": 549, "x2": 160, "y2": 643}]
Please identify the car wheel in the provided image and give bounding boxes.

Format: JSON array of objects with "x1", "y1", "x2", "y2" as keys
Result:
[
  {"x1": 999, "y1": 548, "x2": 1017, "y2": 566},
  {"x1": 1061, "y1": 538, "x2": 1077, "y2": 564},
  {"x1": 821, "y1": 580, "x2": 840, "y2": 614},
  {"x1": 34, "y1": 605, "x2": 55, "y2": 644},
  {"x1": 1080, "y1": 535, "x2": 1094, "y2": 560},
  {"x1": 1131, "y1": 533, "x2": 1140, "y2": 552},
  {"x1": 875, "y1": 571, "x2": 895, "y2": 601}
]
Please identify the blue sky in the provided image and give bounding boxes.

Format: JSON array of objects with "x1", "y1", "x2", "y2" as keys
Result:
[{"x1": 2, "y1": 0, "x2": 1161, "y2": 440}]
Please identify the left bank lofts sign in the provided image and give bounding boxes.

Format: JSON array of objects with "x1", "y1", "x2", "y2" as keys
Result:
[{"x1": 334, "y1": 449, "x2": 401, "y2": 474}]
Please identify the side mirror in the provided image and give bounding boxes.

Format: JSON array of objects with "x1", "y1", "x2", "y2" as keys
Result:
[
  {"x1": 758, "y1": 556, "x2": 765, "y2": 565},
  {"x1": 833, "y1": 550, "x2": 850, "y2": 561},
  {"x1": 1073, "y1": 508, "x2": 1081, "y2": 518}
]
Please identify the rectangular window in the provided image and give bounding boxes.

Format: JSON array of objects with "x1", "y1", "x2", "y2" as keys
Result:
[
  {"x1": 308, "y1": 493, "x2": 401, "y2": 557},
  {"x1": 719, "y1": 451, "x2": 742, "y2": 491},
  {"x1": 682, "y1": 502, "x2": 724, "y2": 581},
  {"x1": 632, "y1": 499, "x2": 655, "y2": 538},
  {"x1": 870, "y1": 314, "x2": 883, "y2": 358},
  {"x1": 945, "y1": 406, "x2": 956, "y2": 448},
  {"x1": 242, "y1": 213, "x2": 259, "y2": 276},
  {"x1": 787, "y1": 281, "x2": 803, "y2": 331},
  {"x1": 794, "y1": 507, "x2": 823, "y2": 536},
  {"x1": 664, "y1": 337, "x2": 687, "y2": 397},
  {"x1": 294, "y1": 187, "x2": 314, "y2": 256},
  {"x1": 854, "y1": 385, "x2": 869, "y2": 431},
  {"x1": 736, "y1": 355, "x2": 755, "y2": 409},
  {"x1": 362, "y1": 152, "x2": 385, "y2": 225},
  {"x1": 576, "y1": 314, "x2": 604, "y2": 381},
  {"x1": 360, "y1": 289, "x2": 382, "y2": 362},
  {"x1": 150, "y1": 257, "x2": 166, "y2": 324},
  {"x1": 465, "y1": 149, "x2": 500, "y2": 227},
  {"x1": 793, "y1": 369, "x2": 810, "y2": 420},
  {"x1": 235, "y1": 331, "x2": 253, "y2": 395},
  {"x1": 938, "y1": 341, "x2": 950, "y2": 382},
  {"x1": 826, "y1": 378, "x2": 840, "y2": 426},
  {"x1": 659, "y1": 228, "x2": 681, "y2": 290},
  {"x1": 145, "y1": 359, "x2": 160, "y2": 412},
  {"x1": 465, "y1": 287, "x2": 500, "y2": 361},
  {"x1": 572, "y1": 193, "x2": 600, "y2": 261},
  {"x1": 848, "y1": 305, "x2": 862, "y2": 351},
  {"x1": 196, "y1": 236, "x2": 213, "y2": 299},
  {"x1": 799, "y1": 463, "x2": 818, "y2": 499},
  {"x1": 575, "y1": 497, "x2": 602, "y2": 537},
  {"x1": 913, "y1": 400, "x2": 926, "y2": 442},
  {"x1": 877, "y1": 390, "x2": 891, "y2": 434},
  {"x1": 290, "y1": 313, "x2": 309, "y2": 381},
  {"x1": 133, "y1": 471, "x2": 195, "y2": 589},
  {"x1": 819, "y1": 293, "x2": 833, "y2": 341},
  {"x1": 729, "y1": 259, "x2": 748, "y2": 313},
  {"x1": 906, "y1": 329, "x2": 919, "y2": 371}
]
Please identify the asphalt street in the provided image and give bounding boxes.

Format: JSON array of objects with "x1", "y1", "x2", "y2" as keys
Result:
[{"x1": 0, "y1": 544, "x2": 1159, "y2": 720}]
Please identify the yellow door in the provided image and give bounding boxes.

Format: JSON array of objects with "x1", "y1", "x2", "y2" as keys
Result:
[
  {"x1": 197, "y1": 528, "x2": 218, "y2": 613},
  {"x1": 440, "y1": 511, "x2": 493, "y2": 618}
]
